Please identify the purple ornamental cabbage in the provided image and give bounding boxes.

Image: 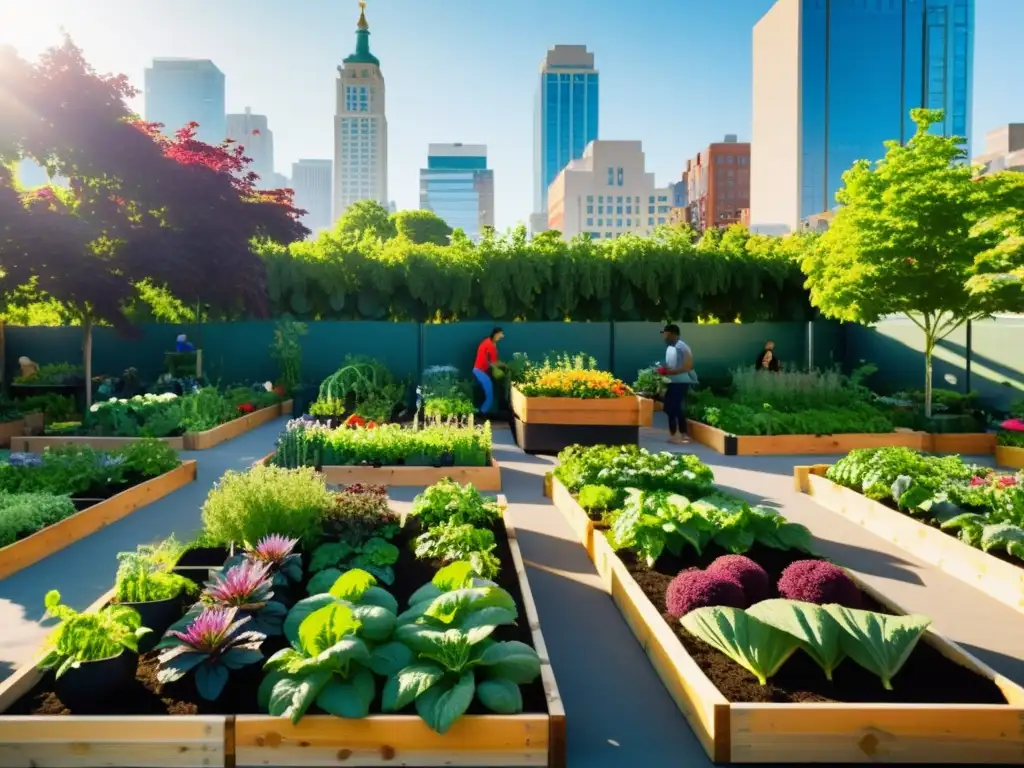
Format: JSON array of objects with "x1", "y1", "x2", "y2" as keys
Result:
[
  {"x1": 155, "y1": 606, "x2": 265, "y2": 700},
  {"x1": 777, "y1": 560, "x2": 862, "y2": 608},
  {"x1": 202, "y1": 560, "x2": 274, "y2": 610},
  {"x1": 706, "y1": 555, "x2": 771, "y2": 606},
  {"x1": 245, "y1": 534, "x2": 302, "y2": 586},
  {"x1": 665, "y1": 568, "x2": 746, "y2": 618}
]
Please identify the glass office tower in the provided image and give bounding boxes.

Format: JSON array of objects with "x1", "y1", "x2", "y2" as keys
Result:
[
  {"x1": 751, "y1": 0, "x2": 973, "y2": 231},
  {"x1": 532, "y1": 46, "x2": 599, "y2": 227},
  {"x1": 144, "y1": 59, "x2": 226, "y2": 145},
  {"x1": 419, "y1": 144, "x2": 494, "y2": 242}
]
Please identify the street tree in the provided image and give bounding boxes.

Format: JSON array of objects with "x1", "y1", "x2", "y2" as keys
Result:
[
  {"x1": 334, "y1": 200, "x2": 397, "y2": 242},
  {"x1": 803, "y1": 108, "x2": 1008, "y2": 417},
  {"x1": 391, "y1": 209, "x2": 453, "y2": 246}
]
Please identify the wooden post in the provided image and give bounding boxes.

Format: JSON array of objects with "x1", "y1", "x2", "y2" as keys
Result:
[{"x1": 83, "y1": 315, "x2": 93, "y2": 410}]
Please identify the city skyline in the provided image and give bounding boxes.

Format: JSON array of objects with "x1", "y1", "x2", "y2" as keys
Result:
[{"x1": 3, "y1": 0, "x2": 1024, "y2": 231}]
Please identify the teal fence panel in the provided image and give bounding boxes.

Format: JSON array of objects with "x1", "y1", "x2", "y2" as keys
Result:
[
  {"x1": 612, "y1": 321, "x2": 812, "y2": 384},
  {"x1": 300, "y1": 322, "x2": 420, "y2": 385},
  {"x1": 962, "y1": 317, "x2": 1024, "y2": 410},
  {"x1": 421, "y1": 322, "x2": 612, "y2": 378},
  {"x1": 810, "y1": 320, "x2": 845, "y2": 370}
]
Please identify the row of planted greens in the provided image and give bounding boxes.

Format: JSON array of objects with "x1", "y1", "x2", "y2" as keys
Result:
[
  {"x1": 16, "y1": 468, "x2": 543, "y2": 735},
  {"x1": 826, "y1": 447, "x2": 1023, "y2": 563},
  {"x1": 552, "y1": 444, "x2": 1004, "y2": 704},
  {"x1": 0, "y1": 441, "x2": 181, "y2": 548}
]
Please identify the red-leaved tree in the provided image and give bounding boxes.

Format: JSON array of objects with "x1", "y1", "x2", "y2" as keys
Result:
[{"x1": 0, "y1": 38, "x2": 308, "y2": 404}]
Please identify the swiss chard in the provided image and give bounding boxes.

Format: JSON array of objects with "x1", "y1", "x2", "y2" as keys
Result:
[
  {"x1": 382, "y1": 583, "x2": 540, "y2": 734},
  {"x1": 260, "y1": 602, "x2": 374, "y2": 723}
]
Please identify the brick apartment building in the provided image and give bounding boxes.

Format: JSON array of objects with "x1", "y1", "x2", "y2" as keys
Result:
[{"x1": 684, "y1": 135, "x2": 750, "y2": 233}]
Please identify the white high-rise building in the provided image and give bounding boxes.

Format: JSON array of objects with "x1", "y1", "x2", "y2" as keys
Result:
[
  {"x1": 226, "y1": 107, "x2": 274, "y2": 186},
  {"x1": 292, "y1": 160, "x2": 333, "y2": 236},
  {"x1": 144, "y1": 58, "x2": 226, "y2": 145},
  {"x1": 333, "y1": 1, "x2": 388, "y2": 222},
  {"x1": 547, "y1": 140, "x2": 673, "y2": 241}
]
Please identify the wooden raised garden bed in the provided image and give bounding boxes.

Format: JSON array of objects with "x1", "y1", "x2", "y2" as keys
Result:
[
  {"x1": 511, "y1": 386, "x2": 643, "y2": 453},
  {"x1": 687, "y1": 420, "x2": 998, "y2": 457},
  {"x1": 550, "y1": 475, "x2": 1024, "y2": 764},
  {"x1": 0, "y1": 498, "x2": 565, "y2": 768},
  {"x1": 259, "y1": 454, "x2": 503, "y2": 491},
  {"x1": 10, "y1": 403, "x2": 284, "y2": 453},
  {"x1": 996, "y1": 444, "x2": 1024, "y2": 469},
  {"x1": 0, "y1": 460, "x2": 197, "y2": 581},
  {"x1": 795, "y1": 464, "x2": 1024, "y2": 617},
  {"x1": 0, "y1": 412, "x2": 44, "y2": 448}
]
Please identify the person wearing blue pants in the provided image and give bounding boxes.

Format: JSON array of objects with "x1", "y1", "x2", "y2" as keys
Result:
[{"x1": 472, "y1": 327, "x2": 504, "y2": 414}]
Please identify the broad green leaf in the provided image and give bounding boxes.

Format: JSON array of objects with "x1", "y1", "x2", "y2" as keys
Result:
[
  {"x1": 329, "y1": 569, "x2": 377, "y2": 601},
  {"x1": 299, "y1": 604, "x2": 361, "y2": 656},
  {"x1": 360, "y1": 586, "x2": 400, "y2": 615},
  {"x1": 263, "y1": 647, "x2": 304, "y2": 674},
  {"x1": 415, "y1": 669, "x2": 476, "y2": 734},
  {"x1": 457, "y1": 606, "x2": 518, "y2": 635},
  {"x1": 284, "y1": 595, "x2": 339, "y2": 645},
  {"x1": 408, "y1": 583, "x2": 442, "y2": 608},
  {"x1": 194, "y1": 664, "x2": 230, "y2": 700},
  {"x1": 476, "y1": 677, "x2": 523, "y2": 714},
  {"x1": 979, "y1": 523, "x2": 1024, "y2": 558},
  {"x1": 381, "y1": 662, "x2": 446, "y2": 712},
  {"x1": 305, "y1": 568, "x2": 343, "y2": 596},
  {"x1": 432, "y1": 561, "x2": 477, "y2": 591},
  {"x1": 257, "y1": 670, "x2": 288, "y2": 712},
  {"x1": 825, "y1": 605, "x2": 931, "y2": 690},
  {"x1": 394, "y1": 625, "x2": 446, "y2": 654},
  {"x1": 268, "y1": 670, "x2": 331, "y2": 724},
  {"x1": 396, "y1": 599, "x2": 432, "y2": 626},
  {"x1": 352, "y1": 604, "x2": 396, "y2": 642},
  {"x1": 369, "y1": 641, "x2": 414, "y2": 677},
  {"x1": 311, "y1": 637, "x2": 371, "y2": 673},
  {"x1": 476, "y1": 641, "x2": 542, "y2": 684},
  {"x1": 680, "y1": 606, "x2": 799, "y2": 685},
  {"x1": 747, "y1": 599, "x2": 845, "y2": 679},
  {"x1": 424, "y1": 587, "x2": 517, "y2": 625},
  {"x1": 315, "y1": 669, "x2": 375, "y2": 718}
]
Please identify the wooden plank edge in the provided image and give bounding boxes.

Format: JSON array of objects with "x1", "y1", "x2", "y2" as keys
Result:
[
  {"x1": 0, "y1": 461, "x2": 197, "y2": 582},
  {"x1": 803, "y1": 469, "x2": 1024, "y2": 623},
  {"x1": 996, "y1": 444, "x2": 1024, "y2": 469},
  {"x1": 183, "y1": 404, "x2": 282, "y2": 451},
  {"x1": 9, "y1": 435, "x2": 187, "y2": 452}
]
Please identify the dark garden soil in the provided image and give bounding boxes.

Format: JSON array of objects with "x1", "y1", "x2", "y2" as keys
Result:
[
  {"x1": 10, "y1": 520, "x2": 547, "y2": 717},
  {"x1": 617, "y1": 539, "x2": 1006, "y2": 705}
]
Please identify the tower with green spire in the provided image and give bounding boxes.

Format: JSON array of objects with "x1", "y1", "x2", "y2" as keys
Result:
[
  {"x1": 344, "y1": 1, "x2": 379, "y2": 66},
  {"x1": 333, "y1": 1, "x2": 388, "y2": 221}
]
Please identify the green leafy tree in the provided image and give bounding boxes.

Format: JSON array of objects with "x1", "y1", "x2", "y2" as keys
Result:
[
  {"x1": 966, "y1": 170, "x2": 1024, "y2": 306},
  {"x1": 334, "y1": 200, "x2": 396, "y2": 242},
  {"x1": 391, "y1": 209, "x2": 452, "y2": 246},
  {"x1": 803, "y1": 108, "x2": 1009, "y2": 417}
]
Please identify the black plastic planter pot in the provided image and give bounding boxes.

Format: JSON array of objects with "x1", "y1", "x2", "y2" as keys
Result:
[
  {"x1": 53, "y1": 651, "x2": 137, "y2": 709},
  {"x1": 121, "y1": 594, "x2": 184, "y2": 651},
  {"x1": 176, "y1": 546, "x2": 231, "y2": 568}
]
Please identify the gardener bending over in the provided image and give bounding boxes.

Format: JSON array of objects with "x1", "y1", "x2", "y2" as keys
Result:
[
  {"x1": 472, "y1": 327, "x2": 505, "y2": 415},
  {"x1": 657, "y1": 323, "x2": 695, "y2": 444}
]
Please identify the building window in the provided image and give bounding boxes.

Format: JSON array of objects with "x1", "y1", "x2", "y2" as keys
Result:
[
  {"x1": 648, "y1": 196, "x2": 655, "y2": 203},
  {"x1": 648, "y1": 217, "x2": 654, "y2": 225},
  {"x1": 605, "y1": 232, "x2": 612, "y2": 239},
  {"x1": 586, "y1": 205, "x2": 593, "y2": 214},
  {"x1": 607, "y1": 167, "x2": 614, "y2": 185},
  {"x1": 616, "y1": 218, "x2": 622, "y2": 227},
  {"x1": 598, "y1": 195, "x2": 603, "y2": 203},
  {"x1": 586, "y1": 217, "x2": 593, "y2": 226},
  {"x1": 658, "y1": 195, "x2": 668, "y2": 202},
  {"x1": 597, "y1": 218, "x2": 603, "y2": 226},
  {"x1": 626, "y1": 218, "x2": 632, "y2": 226},
  {"x1": 598, "y1": 206, "x2": 604, "y2": 214},
  {"x1": 648, "y1": 205, "x2": 655, "y2": 214},
  {"x1": 587, "y1": 195, "x2": 594, "y2": 203},
  {"x1": 617, "y1": 167, "x2": 624, "y2": 186},
  {"x1": 658, "y1": 217, "x2": 665, "y2": 224}
]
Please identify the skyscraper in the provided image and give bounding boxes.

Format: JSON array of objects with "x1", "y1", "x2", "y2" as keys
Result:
[
  {"x1": 333, "y1": 1, "x2": 388, "y2": 222},
  {"x1": 226, "y1": 107, "x2": 274, "y2": 186},
  {"x1": 531, "y1": 45, "x2": 599, "y2": 235},
  {"x1": 419, "y1": 144, "x2": 494, "y2": 241},
  {"x1": 144, "y1": 58, "x2": 226, "y2": 145},
  {"x1": 292, "y1": 160, "x2": 333, "y2": 236},
  {"x1": 750, "y1": 0, "x2": 974, "y2": 233}
]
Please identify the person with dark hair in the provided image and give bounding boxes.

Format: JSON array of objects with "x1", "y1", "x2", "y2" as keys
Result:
[
  {"x1": 656, "y1": 324, "x2": 695, "y2": 444},
  {"x1": 755, "y1": 340, "x2": 780, "y2": 372},
  {"x1": 472, "y1": 327, "x2": 505, "y2": 414}
]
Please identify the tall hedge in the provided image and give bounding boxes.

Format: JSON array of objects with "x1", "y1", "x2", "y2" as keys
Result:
[{"x1": 258, "y1": 224, "x2": 814, "y2": 322}]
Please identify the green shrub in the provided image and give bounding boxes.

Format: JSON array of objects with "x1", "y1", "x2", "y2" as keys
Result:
[
  {"x1": 201, "y1": 465, "x2": 333, "y2": 546},
  {"x1": 0, "y1": 492, "x2": 77, "y2": 546},
  {"x1": 116, "y1": 439, "x2": 181, "y2": 478}
]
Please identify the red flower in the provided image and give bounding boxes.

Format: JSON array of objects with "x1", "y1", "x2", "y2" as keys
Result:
[
  {"x1": 998, "y1": 476, "x2": 1018, "y2": 488},
  {"x1": 344, "y1": 414, "x2": 366, "y2": 428},
  {"x1": 365, "y1": 420, "x2": 378, "y2": 429},
  {"x1": 237, "y1": 402, "x2": 255, "y2": 414},
  {"x1": 1000, "y1": 418, "x2": 1024, "y2": 432},
  {"x1": 969, "y1": 476, "x2": 987, "y2": 487}
]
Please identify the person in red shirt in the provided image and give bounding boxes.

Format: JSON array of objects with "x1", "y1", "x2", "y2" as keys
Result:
[{"x1": 473, "y1": 327, "x2": 504, "y2": 414}]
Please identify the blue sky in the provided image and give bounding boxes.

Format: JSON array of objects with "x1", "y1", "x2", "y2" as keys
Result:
[{"x1": 3, "y1": 0, "x2": 1023, "y2": 231}]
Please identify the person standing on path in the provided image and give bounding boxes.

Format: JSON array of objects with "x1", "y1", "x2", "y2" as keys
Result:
[
  {"x1": 472, "y1": 327, "x2": 504, "y2": 414},
  {"x1": 657, "y1": 324, "x2": 695, "y2": 444}
]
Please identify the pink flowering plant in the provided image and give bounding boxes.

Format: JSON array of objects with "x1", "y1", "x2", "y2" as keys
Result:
[
  {"x1": 997, "y1": 417, "x2": 1024, "y2": 448},
  {"x1": 155, "y1": 606, "x2": 265, "y2": 700},
  {"x1": 191, "y1": 560, "x2": 288, "y2": 635},
  {"x1": 224, "y1": 534, "x2": 303, "y2": 588}
]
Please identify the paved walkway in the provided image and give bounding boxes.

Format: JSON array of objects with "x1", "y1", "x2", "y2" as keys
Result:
[{"x1": 0, "y1": 416, "x2": 1021, "y2": 768}]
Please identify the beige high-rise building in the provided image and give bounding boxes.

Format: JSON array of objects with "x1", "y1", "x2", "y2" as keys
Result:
[
  {"x1": 974, "y1": 124, "x2": 1024, "y2": 175},
  {"x1": 226, "y1": 107, "x2": 274, "y2": 186},
  {"x1": 546, "y1": 140, "x2": 673, "y2": 241},
  {"x1": 333, "y1": 1, "x2": 388, "y2": 222}
]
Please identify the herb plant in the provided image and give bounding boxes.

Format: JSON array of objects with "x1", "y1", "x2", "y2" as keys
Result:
[
  {"x1": 555, "y1": 444, "x2": 715, "y2": 503},
  {"x1": 115, "y1": 539, "x2": 199, "y2": 604},
  {"x1": 39, "y1": 590, "x2": 150, "y2": 677},
  {"x1": 0, "y1": 492, "x2": 77, "y2": 547},
  {"x1": 155, "y1": 606, "x2": 266, "y2": 699},
  {"x1": 308, "y1": 536, "x2": 400, "y2": 585},
  {"x1": 414, "y1": 521, "x2": 501, "y2": 580},
  {"x1": 409, "y1": 480, "x2": 502, "y2": 529}
]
